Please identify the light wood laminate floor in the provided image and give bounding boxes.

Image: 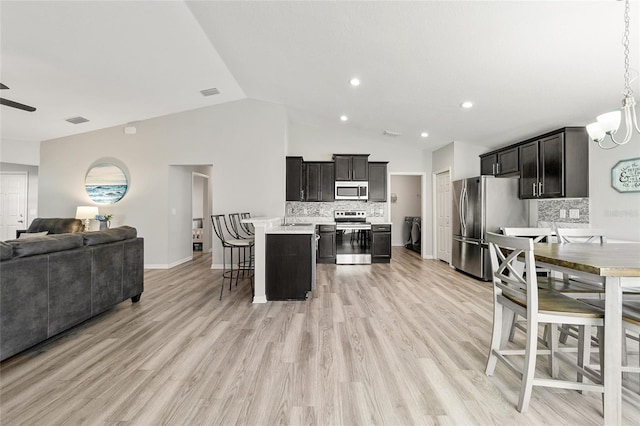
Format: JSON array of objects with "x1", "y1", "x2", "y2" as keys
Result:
[{"x1": 2, "y1": 248, "x2": 640, "y2": 425}]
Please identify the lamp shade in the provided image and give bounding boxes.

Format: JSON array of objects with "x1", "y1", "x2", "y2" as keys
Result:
[
  {"x1": 75, "y1": 206, "x2": 99, "y2": 220},
  {"x1": 586, "y1": 122, "x2": 606, "y2": 142},
  {"x1": 596, "y1": 111, "x2": 621, "y2": 134}
]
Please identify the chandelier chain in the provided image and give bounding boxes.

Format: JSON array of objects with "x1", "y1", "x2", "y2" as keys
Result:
[{"x1": 623, "y1": 0, "x2": 633, "y2": 97}]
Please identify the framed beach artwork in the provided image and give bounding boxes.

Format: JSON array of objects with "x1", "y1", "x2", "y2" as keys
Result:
[{"x1": 85, "y1": 163, "x2": 128, "y2": 204}]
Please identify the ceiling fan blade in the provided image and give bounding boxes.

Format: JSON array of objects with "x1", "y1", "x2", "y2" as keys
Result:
[
  {"x1": 0, "y1": 97, "x2": 36, "y2": 112},
  {"x1": 0, "y1": 83, "x2": 8, "y2": 90}
]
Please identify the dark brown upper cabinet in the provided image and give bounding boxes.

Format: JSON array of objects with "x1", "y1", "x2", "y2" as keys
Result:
[
  {"x1": 368, "y1": 162, "x2": 388, "y2": 202},
  {"x1": 286, "y1": 156, "x2": 304, "y2": 201},
  {"x1": 518, "y1": 128, "x2": 588, "y2": 199},
  {"x1": 480, "y1": 146, "x2": 519, "y2": 177},
  {"x1": 333, "y1": 154, "x2": 369, "y2": 181},
  {"x1": 305, "y1": 162, "x2": 335, "y2": 202}
]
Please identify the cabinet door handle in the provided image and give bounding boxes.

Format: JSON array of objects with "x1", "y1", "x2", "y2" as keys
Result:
[
  {"x1": 532, "y1": 182, "x2": 537, "y2": 197},
  {"x1": 496, "y1": 163, "x2": 500, "y2": 174},
  {"x1": 538, "y1": 182, "x2": 543, "y2": 196}
]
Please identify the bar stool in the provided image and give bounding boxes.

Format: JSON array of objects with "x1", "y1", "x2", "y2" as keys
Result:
[
  {"x1": 228, "y1": 213, "x2": 254, "y2": 278},
  {"x1": 240, "y1": 212, "x2": 254, "y2": 236},
  {"x1": 211, "y1": 214, "x2": 254, "y2": 300}
]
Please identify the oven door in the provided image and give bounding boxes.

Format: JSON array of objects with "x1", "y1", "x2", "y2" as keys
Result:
[{"x1": 335, "y1": 225, "x2": 371, "y2": 264}]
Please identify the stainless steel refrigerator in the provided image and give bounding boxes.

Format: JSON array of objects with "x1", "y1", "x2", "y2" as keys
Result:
[{"x1": 452, "y1": 176, "x2": 528, "y2": 280}]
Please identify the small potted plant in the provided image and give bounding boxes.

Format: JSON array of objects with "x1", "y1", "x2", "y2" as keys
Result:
[{"x1": 95, "y1": 214, "x2": 113, "y2": 230}]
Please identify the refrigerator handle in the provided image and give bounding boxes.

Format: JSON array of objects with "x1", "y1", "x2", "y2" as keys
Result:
[
  {"x1": 458, "y1": 187, "x2": 464, "y2": 235},
  {"x1": 461, "y1": 186, "x2": 467, "y2": 234}
]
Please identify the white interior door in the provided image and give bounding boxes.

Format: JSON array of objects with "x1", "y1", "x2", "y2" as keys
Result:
[
  {"x1": 436, "y1": 170, "x2": 451, "y2": 263},
  {"x1": 0, "y1": 172, "x2": 28, "y2": 240}
]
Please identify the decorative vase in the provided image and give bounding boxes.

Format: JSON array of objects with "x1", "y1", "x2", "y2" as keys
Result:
[{"x1": 99, "y1": 220, "x2": 110, "y2": 231}]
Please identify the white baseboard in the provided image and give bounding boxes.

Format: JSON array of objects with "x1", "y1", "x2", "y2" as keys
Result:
[
  {"x1": 144, "y1": 256, "x2": 192, "y2": 270},
  {"x1": 144, "y1": 264, "x2": 168, "y2": 270},
  {"x1": 252, "y1": 296, "x2": 268, "y2": 304},
  {"x1": 210, "y1": 263, "x2": 243, "y2": 270}
]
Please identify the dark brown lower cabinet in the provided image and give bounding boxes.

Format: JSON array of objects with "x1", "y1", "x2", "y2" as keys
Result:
[
  {"x1": 317, "y1": 225, "x2": 336, "y2": 263},
  {"x1": 371, "y1": 224, "x2": 391, "y2": 263},
  {"x1": 266, "y1": 234, "x2": 315, "y2": 300}
]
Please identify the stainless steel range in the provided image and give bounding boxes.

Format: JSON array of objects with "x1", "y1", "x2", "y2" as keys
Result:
[{"x1": 334, "y1": 210, "x2": 371, "y2": 264}]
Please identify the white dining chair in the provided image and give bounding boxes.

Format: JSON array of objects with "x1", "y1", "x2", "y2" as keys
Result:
[
  {"x1": 557, "y1": 228, "x2": 607, "y2": 244},
  {"x1": 485, "y1": 232, "x2": 604, "y2": 412}
]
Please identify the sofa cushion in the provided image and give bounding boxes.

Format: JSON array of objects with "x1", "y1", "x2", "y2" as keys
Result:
[
  {"x1": 0, "y1": 241, "x2": 13, "y2": 261},
  {"x1": 8, "y1": 234, "x2": 84, "y2": 258},
  {"x1": 27, "y1": 218, "x2": 83, "y2": 234},
  {"x1": 18, "y1": 231, "x2": 49, "y2": 239},
  {"x1": 81, "y1": 226, "x2": 137, "y2": 246}
]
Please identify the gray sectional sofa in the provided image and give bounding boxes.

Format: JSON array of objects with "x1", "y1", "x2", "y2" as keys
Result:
[{"x1": 0, "y1": 226, "x2": 144, "y2": 361}]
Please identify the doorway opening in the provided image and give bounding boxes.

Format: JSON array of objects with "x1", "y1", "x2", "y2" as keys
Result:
[
  {"x1": 389, "y1": 173, "x2": 427, "y2": 258},
  {"x1": 192, "y1": 172, "x2": 210, "y2": 257}
]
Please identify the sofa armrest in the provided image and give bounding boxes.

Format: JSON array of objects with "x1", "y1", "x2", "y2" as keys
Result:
[{"x1": 16, "y1": 229, "x2": 27, "y2": 238}]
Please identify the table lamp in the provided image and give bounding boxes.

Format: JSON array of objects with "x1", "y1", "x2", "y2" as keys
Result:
[{"x1": 75, "y1": 206, "x2": 99, "y2": 231}]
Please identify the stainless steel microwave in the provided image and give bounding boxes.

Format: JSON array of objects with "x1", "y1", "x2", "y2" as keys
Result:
[{"x1": 335, "y1": 181, "x2": 368, "y2": 200}]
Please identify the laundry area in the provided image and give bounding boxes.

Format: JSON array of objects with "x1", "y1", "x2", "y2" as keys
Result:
[
  {"x1": 403, "y1": 216, "x2": 421, "y2": 254},
  {"x1": 390, "y1": 174, "x2": 423, "y2": 254}
]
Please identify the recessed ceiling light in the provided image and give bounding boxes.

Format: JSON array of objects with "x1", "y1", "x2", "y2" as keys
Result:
[
  {"x1": 349, "y1": 78, "x2": 361, "y2": 86},
  {"x1": 420, "y1": 132, "x2": 429, "y2": 138},
  {"x1": 461, "y1": 101, "x2": 474, "y2": 109},
  {"x1": 340, "y1": 115, "x2": 348, "y2": 121}
]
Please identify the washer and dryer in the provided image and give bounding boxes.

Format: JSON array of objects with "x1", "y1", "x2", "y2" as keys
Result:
[{"x1": 403, "y1": 216, "x2": 421, "y2": 254}]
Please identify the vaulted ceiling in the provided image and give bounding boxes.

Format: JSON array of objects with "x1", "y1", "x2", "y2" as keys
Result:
[{"x1": 1, "y1": 1, "x2": 638, "y2": 151}]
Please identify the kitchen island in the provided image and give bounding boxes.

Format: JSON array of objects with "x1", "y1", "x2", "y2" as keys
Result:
[
  {"x1": 241, "y1": 218, "x2": 316, "y2": 303},
  {"x1": 265, "y1": 224, "x2": 316, "y2": 300}
]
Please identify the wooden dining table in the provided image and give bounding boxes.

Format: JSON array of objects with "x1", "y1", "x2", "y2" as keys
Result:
[{"x1": 533, "y1": 242, "x2": 640, "y2": 425}]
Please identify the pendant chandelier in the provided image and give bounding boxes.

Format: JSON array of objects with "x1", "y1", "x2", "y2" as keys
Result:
[{"x1": 586, "y1": 0, "x2": 639, "y2": 149}]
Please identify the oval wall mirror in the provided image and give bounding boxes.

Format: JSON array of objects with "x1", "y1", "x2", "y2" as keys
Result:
[{"x1": 85, "y1": 163, "x2": 129, "y2": 204}]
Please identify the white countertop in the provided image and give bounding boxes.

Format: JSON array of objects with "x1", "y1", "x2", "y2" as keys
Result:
[{"x1": 266, "y1": 224, "x2": 316, "y2": 234}]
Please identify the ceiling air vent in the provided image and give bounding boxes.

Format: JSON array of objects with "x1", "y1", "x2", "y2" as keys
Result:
[
  {"x1": 200, "y1": 88, "x2": 220, "y2": 97},
  {"x1": 383, "y1": 130, "x2": 402, "y2": 137},
  {"x1": 65, "y1": 116, "x2": 89, "y2": 124}
]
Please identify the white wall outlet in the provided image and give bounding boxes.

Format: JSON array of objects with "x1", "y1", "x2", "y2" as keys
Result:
[
  {"x1": 559, "y1": 209, "x2": 566, "y2": 219},
  {"x1": 569, "y1": 209, "x2": 579, "y2": 219}
]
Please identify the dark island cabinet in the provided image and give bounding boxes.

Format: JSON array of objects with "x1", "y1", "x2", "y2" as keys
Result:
[
  {"x1": 519, "y1": 128, "x2": 588, "y2": 199},
  {"x1": 286, "y1": 156, "x2": 304, "y2": 201},
  {"x1": 317, "y1": 224, "x2": 336, "y2": 263},
  {"x1": 266, "y1": 234, "x2": 314, "y2": 300},
  {"x1": 305, "y1": 162, "x2": 334, "y2": 202},
  {"x1": 333, "y1": 154, "x2": 369, "y2": 181},
  {"x1": 480, "y1": 146, "x2": 519, "y2": 177},
  {"x1": 371, "y1": 224, "x2": 391, "y2": 263},
  {"x1": 368, "y1": 162, "x2": 388, "y2": 202}
]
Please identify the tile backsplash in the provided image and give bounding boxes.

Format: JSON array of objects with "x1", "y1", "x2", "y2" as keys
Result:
[
  {"x1": 537, "y1": 198, "x2": 589, "y2": 228},
  {"x1": 286, "y1": 201, "x2": 387, "y2": 220}
]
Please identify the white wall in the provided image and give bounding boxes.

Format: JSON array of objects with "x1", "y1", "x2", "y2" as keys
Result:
[
  {"x1": 288, "y1": 120, "x2": 428, "y2": 172},
  {"x1": 39, "y1": 99, "x2": 287, "y2": 267},
  {"x1": 0, "y1": 139, "x2": 40, "y2": 166},
  {"x1": 390, "y1": 175, "x2": 421, "y2": 246},
  {"x1": 453, "y1": 141, "x2": 484, "y2": 179},
  {"x1": 589, "y1": 134, "x2": 640, "y2": 241},
  {"x1": 168, "y1": 165, "x2": 193, "y2": 266}
]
